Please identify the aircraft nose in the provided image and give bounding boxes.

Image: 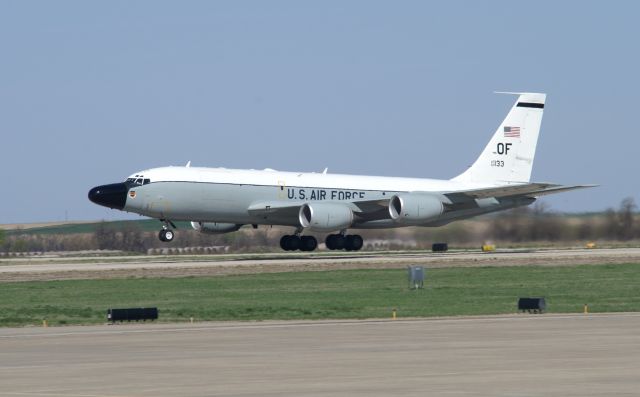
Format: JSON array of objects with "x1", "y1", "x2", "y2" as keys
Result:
[{"x1": 88, "y1": 183, "x2": 129, "y2": 210}]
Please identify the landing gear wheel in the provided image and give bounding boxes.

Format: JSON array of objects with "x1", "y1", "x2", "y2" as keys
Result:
[
  {"x1": 287, "y1": 235, "x2": 301, "y2": 251},
  {"x1": 324, "y1": 235, "x2": 332, "y2": 250},
  {"x1": 325, "y1": 234, "x2": 346, "y2": 250},
  {"x1": 333, "y1": 234, "x2": 345, "y2": 250},
  {"x1": 325, "y1": 234, "x2": 341, "y2": 250},
  {"x1": 325, "y1": 234, "x2": 335, "y2": 250},
  {"x1": 159, "y1": 229, "x2": 174, "y2": 242},
  {"x1": 344, "y1": 234, "x2": 363, "y2": 251},
  {"x1": 280, "y1": 235, "x2": 302, "y2": 251},
  {"x1": 326, "y1": 234, "x2": 362, "y2": 251},
  {"x1": 352, "y1": 234, "x2": 363, "y2": 251},
  {"x1": 300, "y1": 236, "x2": 318, "y2": 252},
  {"x1": 344, "y1": 235, "x2": 355, "y2": 251},
  {"x1": 280, "y1": 235, "x2": 290, "y2": 251}
]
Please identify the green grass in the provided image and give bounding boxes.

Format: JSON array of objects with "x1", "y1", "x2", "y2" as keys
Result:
[{"x1": 1, "y1": 263, "x2": 639, "y2": 327}]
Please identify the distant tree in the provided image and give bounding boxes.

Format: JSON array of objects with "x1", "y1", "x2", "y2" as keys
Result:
[
  {"x1": 0, "y1": 228, "x2": 5, "y2": 247},
  {"x1": 490, "y1": 206, "x2": 530, "y2": 242},
  {"x1": 120, "y1": 223, "x2": 146, "y2": 253},
  {"x1": 529, "y1": 202, "x2": 563, "y2": 241},
  {"x1": 576, "y1": 219, "x2": 595, "y2": 241},
  {"x1": 602, "y1": 208, "x2": 619, "y2": 240},
  {"x1": 12, "y1": 239, "x2": 27, "y2": 252},
  {"x1": 618, "y1": 197, "x2": 637, "y2": 240},
  {"x1": 94, "y1": 221, "x2": 117, "y2": 250}
]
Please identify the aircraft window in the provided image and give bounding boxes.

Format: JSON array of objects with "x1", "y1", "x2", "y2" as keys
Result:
[{"x1": 126, "y1": 177, "x2": 149, "y2": 185}]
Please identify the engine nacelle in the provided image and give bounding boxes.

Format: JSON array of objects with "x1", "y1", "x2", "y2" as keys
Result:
[
  {"x1": 191, "y1": 221, "x2": 242, "y2": 234},
  {"x1": 298, "y1": 202, "x2": 354, "y2": 232},
  {"x1": 389, "y1": 193, "x2": 445, "y2": 225}
]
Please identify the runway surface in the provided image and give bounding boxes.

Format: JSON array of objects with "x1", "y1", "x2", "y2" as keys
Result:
[
  {"x1": 1, "y1": 313, "x2": 639, "y2": 396},
  {"x1": 2, "y1": 248, "x2": 640, "y2": 281}
]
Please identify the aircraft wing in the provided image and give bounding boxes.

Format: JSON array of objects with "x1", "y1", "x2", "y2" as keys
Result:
[
  {"x1": 448, "y1": 183, "x2": 597, "y2": 200},
  {"x1": 246, "y1": 183, "x2": 595, "y2": 225},
  {"x1": 247, "y1": 199, "x2": 390, "y2": 223}
]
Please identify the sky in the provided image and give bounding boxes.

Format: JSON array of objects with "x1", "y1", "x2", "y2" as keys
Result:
[{"x1": 1, "y1": 1, "x2": 638, "y2": 223}]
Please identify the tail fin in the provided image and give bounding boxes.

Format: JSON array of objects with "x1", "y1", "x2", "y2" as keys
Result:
[{"x1": 452, "y1": 92, "x2": 546, "y2": 184}]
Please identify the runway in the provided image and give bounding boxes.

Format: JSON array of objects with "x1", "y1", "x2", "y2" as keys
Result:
[
  {"x1": 2, "y1": 248, "x2": 640, "y2": 282},
  {"x1": 1, "y1": 313, "x2": 639, "y2": 396}
]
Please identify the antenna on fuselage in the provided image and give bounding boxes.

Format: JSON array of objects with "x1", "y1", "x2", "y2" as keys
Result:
[{"x1": 186, "y1": 161, "x2": 191, "y2": 168}]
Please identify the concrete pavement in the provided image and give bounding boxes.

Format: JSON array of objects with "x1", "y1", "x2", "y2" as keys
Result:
[{"x1": 1, "y1": 313, "x2": 638, "y2": 396}]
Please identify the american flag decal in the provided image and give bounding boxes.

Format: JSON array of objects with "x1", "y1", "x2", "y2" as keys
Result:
[{"x1": 504, "y1": 126, "x2": 521, "y2": 138}]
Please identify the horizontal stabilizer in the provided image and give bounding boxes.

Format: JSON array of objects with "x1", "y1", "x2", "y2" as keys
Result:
[
  {"x1": 521, "y1": 184, "x2": 598, "y2": 198},
  {"x1": 449, "y1": 183, "x2": 597, "y2": 199}
]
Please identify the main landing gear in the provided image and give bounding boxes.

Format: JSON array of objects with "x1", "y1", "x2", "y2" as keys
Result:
[
  {"x1": 280, "y1": 235, "x2": 318, "y2": 251},
  {"x1": 325, "y1": 233, "x2": 363, "y2": 251},
  {"x1": 279, "y1": 233, "x2": 364, "y2": 252},
  {"x1": 158, "y1": 220, "x2": 175, "y2": 242}
]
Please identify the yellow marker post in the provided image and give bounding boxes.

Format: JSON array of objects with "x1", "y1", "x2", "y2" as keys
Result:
[
  {"x1": 482, "y1": 244, "x2": 496, "y2": 252},
  {"x1": 42, "y1": 320, "x2": 48, "y2": 328},
  {"x1": 583, "y1": 304, "x2": 589, "y2": 314},
  {"x1": 392, "y1": 309, "x2": 397, "y2": 320}
]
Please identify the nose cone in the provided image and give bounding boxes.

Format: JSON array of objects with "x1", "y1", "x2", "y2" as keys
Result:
[{"x1": 88, "y1": 183, "x2": 129, "y2": 210}]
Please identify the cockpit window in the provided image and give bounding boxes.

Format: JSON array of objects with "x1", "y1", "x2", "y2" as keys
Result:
[{"x1": 126, "y1": 177, "x2": 150, "y2": 186}]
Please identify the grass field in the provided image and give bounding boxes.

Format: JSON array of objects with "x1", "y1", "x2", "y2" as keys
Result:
[
  {"x1": 3, "y1": 219, "x2": 192, "y2": 235},
  {"x1": 1, "y1": 263, "x2": 639, "y2": 327}
]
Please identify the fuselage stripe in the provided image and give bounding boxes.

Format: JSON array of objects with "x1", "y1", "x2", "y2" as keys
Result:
[{"x1": 516, "y1": 102, "x2": 544, "y2": 109}]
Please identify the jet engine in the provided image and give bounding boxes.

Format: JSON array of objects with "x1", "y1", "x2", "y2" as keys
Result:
[
  {"x1": 298, "y1": 202, "x2": 354, "y2": 232},
  {"x1": 191, "y1": 221, "x2": 242, "y2": 234},
  {"x1": 389, "y1": 193, "x2": 445, "y2": 225}
]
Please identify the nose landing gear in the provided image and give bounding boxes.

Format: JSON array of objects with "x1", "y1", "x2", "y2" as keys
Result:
[
  {"x1": 158, "y1": 219, "x2": 176, "y2": 242},
  {"x1": 159, "y1": 229, "x2": 174, "y2": 242}
]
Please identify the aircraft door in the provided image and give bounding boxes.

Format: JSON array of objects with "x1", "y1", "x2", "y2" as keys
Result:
[{"x1": 277, "y1": 180, "x2": 286, "y2": 199}]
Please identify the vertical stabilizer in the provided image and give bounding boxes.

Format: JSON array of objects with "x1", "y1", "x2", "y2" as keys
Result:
[{"x1": 452, "y1": 92, "x2": 546, "y2": 184}]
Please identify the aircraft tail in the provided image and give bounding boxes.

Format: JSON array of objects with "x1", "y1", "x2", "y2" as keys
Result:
[{"x1": 452, "y1": 92, "x2": 546, "y2": 184}]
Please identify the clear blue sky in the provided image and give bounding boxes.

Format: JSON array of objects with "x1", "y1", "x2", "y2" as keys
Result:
[{"x1": 1, "y1": 1, "x2": 638, "y2": 223}]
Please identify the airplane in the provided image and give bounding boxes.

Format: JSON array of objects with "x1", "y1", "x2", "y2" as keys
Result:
[{"x1": 88, "y1": 92, "x2": 593, "y2": 251}]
